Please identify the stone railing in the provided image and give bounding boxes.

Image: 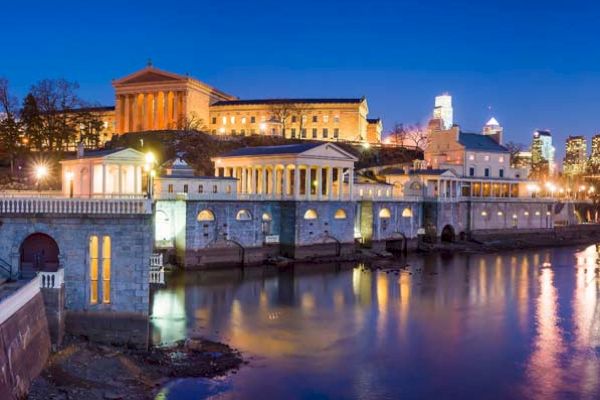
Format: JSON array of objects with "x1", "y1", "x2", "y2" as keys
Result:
[
  {"x1": 150, "y1": 253, "x2": 163, "y2": 268},
  {"x1": 149, "y1": 268, "x2": 165, "y2": 285},
  {"x1": 39, "y1": 269, "x2": 64, "y2": 289},
  {"x1": 0, "y1": 277, "x2": 40, "y2": 325},
  {"x1": 0, "y1": 197, "x2": 152, "y2": 214}
]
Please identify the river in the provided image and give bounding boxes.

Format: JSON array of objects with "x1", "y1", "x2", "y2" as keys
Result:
[{"x1": 150, "y1": 245, "x2": 600, "y2": 399}]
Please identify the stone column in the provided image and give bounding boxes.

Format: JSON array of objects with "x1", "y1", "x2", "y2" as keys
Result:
[
  {"x1": 115, "y1": 96, "x2": 122, "y2": 133},
  {"x1": 305, "y1": 166, "x2": 311, "y2": 200},
  {"x1": 123, "y1": 95, "x2": 130, "y2": 133},
  {"x1": 293, "y1": 165, "x2": 300, "y2": 199},
  {"x1": 261, "y1": 166, "x2": 267, "y2": 196},
  {"x1": 118, "y1": 165, "x2": 122, "y2": 195},
  {"x1": 173, "y1": 91, "x2": 180, "y2": 128},
  {"x1": 101, "y1": 164, "x2": 107, "y2": 196},
  {"x1": 316, "y1": 166, "x2": 323, "y2": 200},
  {"x1": 283, "y1": 166, "x2": 289, "y2": 198},
  {"x1": 338, "y1": 167, "x2": 344, "y2": 200},
  {"x1": 327, "y1": 167, "x2": 333, "y2": 200},
  {"x1": 348, "y1": 168, "x2": 354, "y2": 200},
  {"x1": 241, "y1": 167, "x2": 247, "y2": 194},
  {"x1": 250, "y1": 166, "x2": 256, "y2": 195},
  {"x1": 272, "y1": 167, "x2": 278, "y2": 198}
]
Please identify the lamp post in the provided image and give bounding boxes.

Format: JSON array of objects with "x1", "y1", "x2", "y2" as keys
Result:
[
  {"x1": 65, "y1": 171, "x2": 74, "y2": 198},
  {"x1": 34, "y1": 165, "x2": 48, "y2": 194},
  {"x1": 145, "y1": 152, "x2": 156, "y2": 199}
]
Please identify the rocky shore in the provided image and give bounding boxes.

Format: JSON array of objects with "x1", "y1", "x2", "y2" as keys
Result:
[{"x1": 26, "y1": 336, "x2": 244, "y2": 400}]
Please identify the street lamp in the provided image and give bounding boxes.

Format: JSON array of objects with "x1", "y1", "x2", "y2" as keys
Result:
[
  {"x1": 145, "y1": 152, "x2": 156, "y2": 198},
  {"x1": 34, "y1": 164, "x2": 48, "y2": 193},
  {"x1": 65, "y1": 171, "x2": 74, "y2": 198}
]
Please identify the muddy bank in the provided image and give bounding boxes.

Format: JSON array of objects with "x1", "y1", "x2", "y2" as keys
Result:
[{"x1": 26, "y1": 336, "x2": 244, "y2": 400}]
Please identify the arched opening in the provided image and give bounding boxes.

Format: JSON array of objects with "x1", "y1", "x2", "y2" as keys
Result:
[
  {"x1": 236, "y1": 209, "x2": 253, "y2": 221},
  {"x1": 262, "y1": 212, "x2": 272, "y2": 235},
  {"x1": 379, "y1": 208, "x2": 391, "y2": 219},
  {"x1": 20, "y1": 233, "x2": 60, "y2": 275},
  {"x1": 401, "y1": 207, "x2": 413, "y2": 217},
  {"x1": 197, "y1": 209, "x2": 215, "y2": 221},
  {"x1": 441, "y1": 225, "x2": 455, "y2": 243},
  {"x1": 334, "y1": 208, "x2": 347, "y2": 219},
  {"x1": 304, "y1": 209, "x2": 318, "y2": 220}
]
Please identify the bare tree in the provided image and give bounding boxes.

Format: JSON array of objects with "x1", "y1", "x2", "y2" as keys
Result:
[
  {"x1": 386, "y1": 123, "x2": 406, "y2": 146},
  {"x1": 0, "y1": 78, "x2": 23, "y2": 173},
  {"x1": 504, "y1": 141, "x2": 525, "y2": 166},
  {"x1": 268, "y1": 103, "x2": 308, "y2": 138},
  {"x1": 392, "y1": 123, "x2": 429, "y2": 150},
  {"x1": 177, "y1": 111, "x2": 206, "y2": 132}
]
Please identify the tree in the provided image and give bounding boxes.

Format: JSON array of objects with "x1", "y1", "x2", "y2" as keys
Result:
[
  {"x1": 0, "y1": 78, "x2": 23, "y2": 173},
  {"x1": 177, "y1": 111, "x2": 206, "y2": 132},
  {"x1": 29, "y1": 79, "x2": 83, "y2": 151},
  {"x1": 73, "y1": 108, "x2": 105, "y2": 149},
  {"x1": 269, "y1": 103, "x2": 307, "y2": 138},
  {"x1": 504, "y1": 141, "x2": 525, "y2": 167},
  {"x1": 387, "y1": 123, "x2": 429, "y2": 150},
  {"x1": 20, "y1": 94, "x2": 45, "y2": 150},
  {"x1": 386, "y1": 123, "x2": 406, "y2": 146}
]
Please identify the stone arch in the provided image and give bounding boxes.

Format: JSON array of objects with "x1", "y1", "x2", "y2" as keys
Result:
[
  {"x1": 236, "y1": 209, "x2": 253, "y2": 221},
  {"x1": 441, "y1": 225, "x2": 455, "y2": 243},
  {"x1": 379, "y1": 208, "x2": 391, "y2": 219},
  {"x1": 20, "y1": 232, "x2": 60, "y2": 275},
  {"x1": 197, "y1": 209, "x2": 215, "y2": 222},
  {"x1": 334, "y1": 208, "x2": 347, "y2": 219},
  {"x1": 304, "y1": 209, "x2": 318, "y2": 220}
]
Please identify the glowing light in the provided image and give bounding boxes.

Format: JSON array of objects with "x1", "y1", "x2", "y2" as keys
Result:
[
  {"x1": 35, "y1": 165, "x2": 48, "y2": 180},
  {"x1": 145, "y1": 152, "x2": 156, "y2": 165},
  {"x1": 259, "y1": 122, "x2": 267, "y2": 131},
  {"x1": 579, "y1": 185, "x2": 587, "y2": 192},
  {"x1": 362, "y1": 142, "x2": 371, "y2": 149},
  {"x1": 65, "y1": 171, "x2": 74, "y2": 181}
]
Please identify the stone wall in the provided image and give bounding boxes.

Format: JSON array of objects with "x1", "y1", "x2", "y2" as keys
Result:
[
  {"x1": 0, "y1": 291, "x2": 51, "y2": 400},
  {"x1": 0, "y1": 213, "x2": 153, "y2": 347}
]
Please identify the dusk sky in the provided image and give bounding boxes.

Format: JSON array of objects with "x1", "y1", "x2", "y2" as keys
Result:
[{"x1": 3, "y1": 0, "x2": 600, "y2": 159}]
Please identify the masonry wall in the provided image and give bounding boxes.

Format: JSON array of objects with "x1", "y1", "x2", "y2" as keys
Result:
[
  {"x1": 371, "y1": 201, "x2": 422, "y2": 241},
  {"x1": 0, "y1": 292, "x2": 51, "y2": 400},
  {"x1": 0, "y1": 214, "x2": 153, "y2": 347}
]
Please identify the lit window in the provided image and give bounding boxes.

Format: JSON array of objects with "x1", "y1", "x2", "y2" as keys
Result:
[
  {"x1": 301, "y1": 115, "x2": 307, "y2": 123},
  {"x1": 323, "y1": 128, "x2": 328, "y2": 138},
  {"x1": 333, "y1": 115, "x2": 340, "y2": 123},
  {"x1": 304, "y1": 209, "x2": 318, "y2": 220},
  {"x1": 512, "y1": 214, "x2": 518, "y2": 219},
  {"x1": 402, "y1": 208, "x2": 413, "y2": 217},
  {"x1": 497, "y1": 211, "x2": 503, "y2": 216},
  {"x1": 262, "y1": 212, "x2": 272, "y2": 221},
  {"x1": 168, "y1": 184, "x2": 174, "y2": 193},
  {"x1": 546, "y1": 211, "x2": 551, "y2": 216},
  {"x1": 469, "y1": 154, "x2": 475, "y2": 161},
  {"x1": 197, "y1": 210, "x2": 215, "y2": 221},
  {"x1": 312, "y1": 128, "x2": 317, "y2": 138},
  {"x1": 251, "y1": 116, "x2": 256, "y2": 123},
  {"x1": 334, "y1": 209, "x2": 347, "y2": 219},
  {"x1": 102, "y1": 236, "x2": 111, "y2": 304},
  {"x1": 241, "y1": 117, "x2": 246, "y2": 124},
  {"x1": 524, "y1": 211, "x2": 529, "y2": 216},
  {"x1": 379, "y1": 208, "x2": 391, "y2": 219},
  {"x1": 323, "y1": 115, "x2": 329, "y2": 123},
  {"x1": 481, "y1": 211, "x2": 488, "y2": 216},
  {"x1": 236, "y1": 209, "x2": 252, "y2": 221},
  {"x1": 226, "y1": 185, "x2": 231, "y2": 194},
  {"x1": 198, "y1": 185, "x2": 204, "y2": 193},
  {"x1": 291, "y1": 116, "x2": 297, "y2": 123},
  {"x1": 211, "y1": 117, "x2": 216, "y2": 124},
  {"x1": 222, "y1": 116, "x2": 227, "y2": 124},
  {"x1": 89, "y1": 236, "x2": 99, "y2": 304},
  {"x1": 334, "y1": 128, "x2": 339, "y2": 138},
  {"x1": 484, "y1": 155, "x2": 490, "y2": 161},
  {"x1": 359, "y1": 189, "x2": 364, "y2": 196},
  {"x1": 499, "y1": 156, "x2": 504, "y2": 163},
  {"x1": 535, "y1": 211, "x2": 541, "y2": 216},
  {"x1": 230, "y1": 116, "x2": 235, "y2": 124}
]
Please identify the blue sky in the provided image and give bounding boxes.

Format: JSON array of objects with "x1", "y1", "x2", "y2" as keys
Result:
[{"x1": 3, "y1": 0, "x2": 600, "y2": 159}]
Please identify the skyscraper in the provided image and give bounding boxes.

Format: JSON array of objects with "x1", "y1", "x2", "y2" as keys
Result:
[
  {"x1": 531, "y1": 130, "x2": 555, "y2": 176},
  {"x1": 563, "y1": 135, "x2": 587, "y2": 177},
  {"x1": 433, "y1": 94, "x2": 453, "y2": 130},
  {"x1": 482, "y1": 117, "x2": 503, "y2": 144},
  {"x1": 588, "y1": 134, "x2": 600, "y2": 175}
]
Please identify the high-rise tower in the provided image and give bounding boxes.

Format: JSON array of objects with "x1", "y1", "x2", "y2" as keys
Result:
[{"x1": 432, "y1": 94, "x2": 453, "y2": 130}]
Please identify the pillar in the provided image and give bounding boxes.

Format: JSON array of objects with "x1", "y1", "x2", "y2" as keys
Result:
[
  {"x1": 241, "y1": 167, "x2": 247, "y2": 194},
  {"x1": 316, "y1": 166, "x2": 323, "y2": 200},
  {"x1": 293, "y1": 165, "x2": 300, "y2": 199},
  {"x1": 272, "y1": 167, "x2": 278, "y2": 197},
  {"x1": 250, "y1": 166, "x2": 256, "y2": 195},
  {"x1": 118, "y1": 165, "x2": 122, "y2": 195},
  {"x1": 327, "y1": 167, "x2": 333, "y2": 200},
  {"x1": 305, "y1": 166, "x2": 311, "y2": 200},
  {"x1": 283, "y1": 166, "x2": 290, "y2": 197},
  {"x1": 261, "y1": 166, "x2": 267, "y2": 196},
  {"x1": 348, "y1": 168, "x2": 354, "y2": 200},
  {"x1": 101, "y1": 164, "x2": 106, "y2": 195},
  {"x1": 123, "y1": 95, "x2": 130, "y2": 133},
  {"x1": 173, "y1": 91, "x2": 180, "y2": 128},
  {"x1": 338, "y1": 167, "x2": 344, "y2": 200}
]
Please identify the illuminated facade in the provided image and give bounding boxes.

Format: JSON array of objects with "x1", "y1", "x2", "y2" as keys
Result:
[
  {"x1": 482, "y1": 117, "x2": 503, "y2": 144},
  {"x1": 588, "y1": 134, "x2": 600, "y2": 175},
  {"x1": 433, "y1": 94, "x2": 453, "y2": 130},
  {"x1": 531, "y1": 130, "x2": 555, "y2": 176},
  {"x1": 562, "y1": 135, "x2": 587, "y2": 177}
]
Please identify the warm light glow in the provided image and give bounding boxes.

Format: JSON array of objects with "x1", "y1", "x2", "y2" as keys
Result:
[
  {"x1": 65, "y1": 171, "x2": 74, "y2": 181},
  {"x1": 259, "y1": 122, "x2": 267, "y2": 131},
  {"x1": 35, "y1": 165, "x2": 48, "y2": 180},
  {"x1": 362, "y1": 142, "x2": 371, "y2": 149},
  {"x1": 145, "y1": 152, "x2": 156, "y2": 165},
  {"x1": 579, "y1": 185, "x2": 586, "y2": 192}
]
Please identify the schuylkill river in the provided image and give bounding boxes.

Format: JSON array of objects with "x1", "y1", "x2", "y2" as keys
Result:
[{"x1": 150, "y1": 245, "x2": 600, "y2": 400}]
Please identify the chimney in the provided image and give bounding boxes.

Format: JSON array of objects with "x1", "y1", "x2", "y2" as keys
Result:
[{"x1": 77, "y1": 142, "x2": 84, "y2": 159}]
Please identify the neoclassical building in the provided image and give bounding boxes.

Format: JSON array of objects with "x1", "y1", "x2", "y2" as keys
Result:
[{"x1": 78, "y1": 65, "x2": 382, "y2": 144}]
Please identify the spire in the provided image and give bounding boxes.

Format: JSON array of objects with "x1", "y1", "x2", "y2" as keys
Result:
[{"x1": 486, "y1": 117, "x2": 500, "y2": 126}]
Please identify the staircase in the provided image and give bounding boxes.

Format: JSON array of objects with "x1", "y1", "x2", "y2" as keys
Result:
[{"x1": 0, "y1": 258, "x2": 13, "y2": 282}]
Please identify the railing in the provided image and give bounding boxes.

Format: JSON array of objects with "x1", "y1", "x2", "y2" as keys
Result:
[
  {"x1": 0, "y1": 258, "x2": 12, "y2": 280},
  {"x1": 39, "y1": 268, "x2": 64, "y2": 289},
  {"x1": 0, "y1": 197, "x2": 152, "y2": 214},
  {"x1": 0, "y1": 277, "x2": 40, "y2": 325},
  {"x1": 149, "y1": 253, "x2": 165, "y2": 285},
  {"x1": 150, "y1": 253, "x2": 163, "y2": 268}
]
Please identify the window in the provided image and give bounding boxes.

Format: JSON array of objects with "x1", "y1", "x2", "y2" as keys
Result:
[
  {"x1": 484, "y1": 155, "x2": 490, "y2": 161},
  {"x1": 484, "y1": 168, "x2": 490, "y2": 177},
  {"x1": 251, "y1": 116, "x2": 256, "y2": 123},
  {"x1": 262, "y1": 212, "x2": 272, "y2": 221},
  {"x1": 312, "y1": 128, "x2": 317, "y2": 138},
  {"x1": 402, "y1": 208, "x2": 413, "y2": 217},
  {"x1": 312, "y1": 115, "x2": 318, "y2": 123},
  {"x1": 262, "y1": 213, "x2": 272, "y2": 234},
  {"x1": 301, "y1": 129, "x2": 307, "y2": 138},
  {"x1": 168, "y1": 184, "x2": 174, "y2": 193},
  {"x1": 89, "y1": 236, "x2": 99, "y2": 304},
  {"x1": 323, "y1": 115, "x2": 329, "y2": 123},
  {"x1": 304, "y1": 209, "x2": 318, "y2": 220},
  {"x1": 197, "y1": 210, "x2": 215, "y2": 221},
  {"x1": 183, "y1": 184, "x2": 188, "y2": 193},
  {"x1": 469, "y1": 154, "x2": 475, "y2": 161},
  {"x1": 499, "y1": 169, "x2": 504, "y2": 178},
  {"x1": 211, "y1": 117, "x2": 216, "y2": 124},
  {"x1": 230, "y1": 116, "x2": 235, "y2": 124},
  {"x1": 334, "y1": 208, "x2": 347, "y2": 219},
  {"x1": 231, "y1": 129, "x2": 236, "y2": 135},
  {"x1": 291, "y1": 116, "x2": 297, "y2": 123},
  {"x1": 379, "y1": 208, "x2": 391, "y2": 219},
  {"x1": 469, "y1": 167, "x2": 475, "y2": 177},
  {"x1": 198, "y1": 184, "x2": 204, "y2": 193},
  {"x1": 291, "y1": 128, "x2": 297, "y2": 138},
  {"x1": 334, "y1": 116, "x2": 340, "y2": 123},
  {"x1": 301, "y1": 115, "x2": 307, "y2": 123},
  {"x1": 226, "y1": 185, "x2": 231, "y2": 194},
  {"x1": 236, "y1": 209, "x2": 252, "y2": 221},
  {"x1": 222, "y1": 116, "x2": 227, "y2": 124},
  {"x1": 333, "y1": 128, "x2": 339, "y2": 138},
  {"x1": 102, "y1": 236, "x2": 111, "y2": 304},
  {"x1": 213, "y1": 185, "x2": 218, "y2": 193},
  {"x1": 323, "y1": 128, "x2": 328, "y2": 138},
  {"x1": 241, "y1": 117, "x2": 246, "y2": 124}
]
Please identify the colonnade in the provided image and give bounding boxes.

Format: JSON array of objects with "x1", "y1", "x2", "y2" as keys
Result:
[
  {"x1": 215, "y1": 164, "x2": 354, "y2": 200},
  {"x1": 115, "y1": 91, "x2": 185, "y2": 133}
]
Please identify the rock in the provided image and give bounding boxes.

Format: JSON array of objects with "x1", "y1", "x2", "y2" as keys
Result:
[{"x1": 185, "y1": 338, "x2": 204, "y2": 352}]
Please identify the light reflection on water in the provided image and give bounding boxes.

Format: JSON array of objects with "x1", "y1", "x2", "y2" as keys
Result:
[{"x1": 151, "y1": 246, "x2": 600, "y2": 400}]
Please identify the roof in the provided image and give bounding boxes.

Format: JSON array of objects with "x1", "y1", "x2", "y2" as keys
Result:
[
  {"x1": 367, "y1": 118, "x2": 381, "y2": 124},
  {"x1": 534, "y1": 130, "x2": 552, "y2": 137},
  {"x1": 65, "y1": 106, "x2": 115, "y2": 113},
  {"x1": 458, "y1": 132, "x2": 508, "y2": 153},
  {"x1": 212, "y1": 98, "x2": 364, "y2": 107},
  {"x1": 485, "y1": 117, "x2": 500, "y2": 126},
  {"x1": 219, "y1": 143, "x2": 323, "y2": 157},
  {"x1": 159, "y1": 175, "x2": 237, "y2": 180},
  {"x1": 380, "y1": 168, "x2": 451, "y2": 176},
  {"x1": 63, "y1": 148, "x2": 123, "y2": 160}
]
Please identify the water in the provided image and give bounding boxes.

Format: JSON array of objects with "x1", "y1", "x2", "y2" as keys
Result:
[{"x1": 151, "y1": 245, "x2": 600, "y2": 399}]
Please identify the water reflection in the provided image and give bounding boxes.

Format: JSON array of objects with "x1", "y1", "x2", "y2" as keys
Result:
[{"x1": 150, "y1": 247, "x2": 600, "y2": 400}]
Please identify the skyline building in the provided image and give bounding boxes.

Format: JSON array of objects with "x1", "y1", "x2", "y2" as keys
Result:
[
  {"x1": 482, "y1": 117, "x2": 503, "y2": 144},
  {"x1": 433, "y1": 94, "x2": 453, "y2": 130},
  {"x1": 531, "y1": 130, "x2": 555, "y2": 175},
  {"x1": 562, "y1": 135, "x2": 587, "y2": 177},
  {"x1": 588, "y1": 134, "x2": 600, "y2": 175}
]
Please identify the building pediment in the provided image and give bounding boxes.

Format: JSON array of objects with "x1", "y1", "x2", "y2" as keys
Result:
[
  {"x1": 113, "y1": 67, "x2": 187, "y2": 86},
  {"x1": 301, "y1": 143, "x2": 358, "y2": 162}
]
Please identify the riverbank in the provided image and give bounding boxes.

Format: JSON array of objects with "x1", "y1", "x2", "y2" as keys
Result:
[{"x1": 26, "y1": 336, "x2": 244, "y2": 400}]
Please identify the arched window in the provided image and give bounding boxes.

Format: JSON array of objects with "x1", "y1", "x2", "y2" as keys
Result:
[
  {"x1": 236, "y1": 209, "x2": 252, "y2": 221},
  {"x1": 304, "y1": 209, "x2": 318, "y2": 220},
  {"x1": 197, "y1": 209, "x2": 215, "y2": 221},
  {"x1": 410, "y1": 182, "x2": 422, "y2": 190},
  {"x1": 262, "y1": 212, "x2": 272, "y2": 221},
  {"x1": 379, "y1": 208, "x2": 391, "y2": 219},
  {"x1": 334, "y1": 209, "x2": 347, "y2": 219},
  {"x1": 402, "y1": 208, "x2": 413, "y2": 217}
]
